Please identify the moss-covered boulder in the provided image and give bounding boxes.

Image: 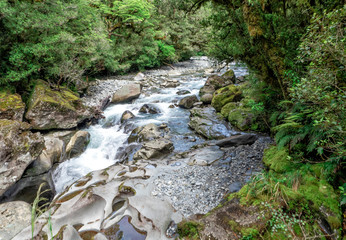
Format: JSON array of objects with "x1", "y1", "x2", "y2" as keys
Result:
[
  {"x1": 0, "y1": 92, "x2": 25, "y2": 121},
  {"x1": 221, "y1": 69, "x2": 236, "y2": 83},
  {"x1": 211, "y1": 85, "x2": 242, "y2": 112},
  {"x1": 199, "y1": 73, "x2": 236, "y2": 104},
  {"x1": 0, "y1": 119, "x2": 44, "y2": 197},
  {"x1": 25, "y1": 80, "x2": 92, "y2": 130},
  {"x1": 227, "y1": 107, "x2": 254, "y2": 131}
]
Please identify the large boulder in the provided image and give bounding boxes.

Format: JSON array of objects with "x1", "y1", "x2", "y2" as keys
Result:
[
  {"x1": 0, "y1": 120, "x2": 44, "y2": 197},
  {"x1": 211, "y1": 85, "x2": 242, "y2": 111},
  {"x1": 111, "y1": 84, "x2": 141, "y2": 103},
  {"x1": 178, "y1": 95, "x2": 199, "y2": 109},
  {"x1": 128, "y1": 123, "x2": 164, "y2": 143},
  {"x1": 24, "y1": 131, "x2": 75, "y2": 177},
  {"x1": 26, "y1": 136, "x2": 65, "y2": 176},
  {"x1": 199, "y1": 73, "x2": 235, "y2": 104},
  {"x1": 133, "y1": 138, "x2": 174, "y2": 160},
  {"x1": 0, "y1": 201, "x2": 31, "y2": 240},
  {"x1": 227, "y1": 108, "x2": 254, "y2": 131},
  {"x1": 66, "y1": 130, "x2": 90, "y2": 159},
  {"x1": 0, "y1": 92, "x2": 25, "y2": 121},
  {"x1": 25, "y1": 80, "x2": 92, "y2": 130},
  {"x1": 188, "y1": 108, "x2": 232, "y2": 140}
]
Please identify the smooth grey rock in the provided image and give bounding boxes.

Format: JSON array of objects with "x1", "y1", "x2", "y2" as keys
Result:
[
  {"x1": 200, "y1": 93, "x2": 213, "y2": 104},
  {"x1": 13, "y1": 164, "x2": 181, "y2": 240},
  {"x1": 0, "y1": 201, "x2": 31, "y2": 240},
  {"x1": 178, "y1": 95, "x2": 199, "y2": 109},
  {"x1": 215, "y1": 134, "x2": 258, "y2": 147},
  {"x1": 66, "y1": 131, "x2": 90, "y2": 159},
  {"x1": 111, "y1": 84, "x2": 141, "y2": 103},
  {"x1": 120, "y1": 110, "x2": 135, "y2": 123},
  {"x1": 134, "y1": 72, "x2": 145, "y2": 81},
  {"x1": 27, "y1": 136, "x2": 64, "y2": 176}
]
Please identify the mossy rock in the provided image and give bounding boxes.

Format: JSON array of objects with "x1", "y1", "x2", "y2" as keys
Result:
[
  {"x1": 25, "y1": 80, "x2": 92, "y2": 130},
  {"x1": 227, "y1": 107, "x2": 254, "y2": 131},
  {"x1": 211, "y1": 85, "x2": 242, "y2": 112},
  {"x1": 220, "y1": 102, "x2": 238, "y2": 118},
  {"x1": 0, "y1": 91, "x2": 25, "y2": 121},
  {"x1": 262, "y1": 146, "x2": 291, "y2": 173},
  {"x1": 221, "y1": 69, "x2": 236, "y2": 83}
]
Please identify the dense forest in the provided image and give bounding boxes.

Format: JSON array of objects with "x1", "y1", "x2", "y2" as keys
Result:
[{"x1": 0, "y1": 0, "x2": 345, "y2": 239}]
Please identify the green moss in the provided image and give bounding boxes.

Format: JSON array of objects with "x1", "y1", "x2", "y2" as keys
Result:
[
  {"x1": 220, "y1": 102, "x2": 238, "y2": 118},
  {"x1": 227, "y1": 107, "x2": 254, "y2": 131},
  {"x1": 263, "y1": 146, "x2": 291, "y2": 173},
  {"x1": 177, "y1": 221, "x2": 203, "y2": 239},
  {"x1": 241, "y1": 228, "x2": 259, "y2": 237},
  {"x1": 211, "y1": 85, "x2": 242, "y2": 111},
  {"x1": 0, "y1": 91, "x2": 25, "y2": 110},
  {"x1": 28, "y1": 80, "x2": 80, "y2": 113}
]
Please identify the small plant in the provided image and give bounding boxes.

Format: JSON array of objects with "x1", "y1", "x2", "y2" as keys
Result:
[
  {"x1": 31, "y1": 183, "x2": 52, "y2": 240},
  {"x1": 262, "y1": 202, "x2": 305, "y2": 239}
]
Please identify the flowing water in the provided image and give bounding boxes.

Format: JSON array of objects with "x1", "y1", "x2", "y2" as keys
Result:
[{"x1": 52, "y1": 57, "x2": 248, "y2": 193}]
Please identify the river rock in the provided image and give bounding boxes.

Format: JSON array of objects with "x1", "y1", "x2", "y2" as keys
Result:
[
  {"x1": 176, "y1": 90, "x2": 191, "y2": 95},
  {"x1": 115, "y1": 144, "x2": 141, "y2": 162},
  {"x1": 25, "y1": 80, "x2": 92, "y2": 130},
  {"x1": 27, "y1": 136, "x2": 64, "y2": 176},
  {"x1": 0, "y1": 201, "x2": 31, "y2": 240},
  {"x1": 188, "y1": 107, "x2": 231, "y2": 140},
  {"x1": 134, "y1": 72, "x2": 146, "y2": 81},
  {"x1": 178, "y1": 95, "x2": 199, "y2": 109},
  {"x1": 200, "y1": 93, "x2": 213, "y2": 104},
  {"x1": 128, "y1": 123, "x2": 163, "y2": 143},
  {"x1": 111, "y1": 84, "x2": 141, "y2": 103},
  {"x1": 0, "y1": 91, "x2": 25, "y2": 121},
  {"x1": 139, "y1": 104, "x2": 161, "y2": 114},
  {"x1": 0, "y1": 119, "x2": 44, "y2": 197},
  {"x1": 120, "y1": 110, "x2": 135, "y2": 123},
  {"x1": 207, "y1": 74, "x2": 232, "y2": 89},
  {"x1": 215, "y1": 134, "x2": 258, "y2": 147},
  {"x1": 211, "y1": 85, "x2": 243, "y2": 112},
  {"x1": 187, "y1": 146, "x2": 224, "y2": 166},
  {"x1": 133, "y1": 138, "x2": 174, "y2": 160},
  {"x1": 66, "y1": 131, "x2": 90, "y2": 159},
  {"x1": 221, "y1": 69, "x2": 236, "y2": 83},
  {"x1": 13, "y1": 164, "x2": 181, "y2": 240}
]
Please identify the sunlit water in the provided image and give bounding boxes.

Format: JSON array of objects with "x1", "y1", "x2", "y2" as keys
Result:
[{"x1": 52, "y1": 59, "x2": 248, "y2": 193}]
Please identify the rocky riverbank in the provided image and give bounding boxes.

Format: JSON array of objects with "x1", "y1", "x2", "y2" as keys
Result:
[{"x1": 1, "y1": 57, "x2": 275, "y2": 240}]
